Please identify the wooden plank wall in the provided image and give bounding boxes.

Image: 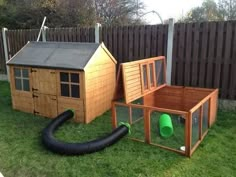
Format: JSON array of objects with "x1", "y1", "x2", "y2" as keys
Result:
[
  {"x1": 101, "y1": 25, "x2": 168, "y2": 64},
  {"x1": 172, "y1": 21, "x2": 236, "y2": 99}
]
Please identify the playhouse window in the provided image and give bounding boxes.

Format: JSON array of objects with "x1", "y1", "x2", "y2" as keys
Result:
[
  {"x1": 14, "y1": 68, "x2": 30, "y2": 91},
  {"x1": 60, "y1": 72, "x2": 80, "y2": 98}
]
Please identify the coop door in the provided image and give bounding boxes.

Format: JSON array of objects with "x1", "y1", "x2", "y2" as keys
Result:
[
  {"x1": 31, "y1": 68, "x2": 57, "y2": 95},
  {"x1": 33, "y1": 93, "x2": 58, "y2": 118}
]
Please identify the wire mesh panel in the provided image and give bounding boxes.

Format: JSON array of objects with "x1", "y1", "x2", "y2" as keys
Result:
[
  {"x1": 115, "y1": 103, "x2": 145, "y2": 141},
  {"x1": 129, "y1": 107, "x2": 145, "y2": 141},
  {"x1": 202, "y1": 101, "x2": 209, "y2": 134},
  {"x1": 131, "y1": 107, "x2": 143, "y2": 123},
  {"x1": 131, "y1": 98, "x2": 143, "y2": 105},
  {"x1": 192, "y1": 109, "x2": 200, "y2": 147},
  {"x1": 115, "y1": 105, "x2": 130, "y2": 124},
  {"x1": 150, "y1": 111, "x2": 185, "y2": 152}
]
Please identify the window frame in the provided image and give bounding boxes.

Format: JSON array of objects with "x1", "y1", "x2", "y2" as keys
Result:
[
  {"x1": 148, "y1": 61, "x2": 156, "y2": 90},
  {"x1": 155, "y1": 59, "x2": 165, "y2": 87},
  {"x1": 140, "y1": 58, "x2": 165, "y2": 93},
  {"x1": 140, "y1": 63, "x2": 149, "y2": 93},
  {"x1": 13, "y1": 67, "x2": 30, "y2": 92},
  {"x1": 59, "y1": 71, "x2": 81, "y2": 99}
]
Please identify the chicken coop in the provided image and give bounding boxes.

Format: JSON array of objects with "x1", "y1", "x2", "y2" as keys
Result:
[
  {"x1": 112, "y1": 56, "x2": 218, "y2": 157},
  {"x1": 7, "y1": 41, "x2": 117, "y2": 123}
]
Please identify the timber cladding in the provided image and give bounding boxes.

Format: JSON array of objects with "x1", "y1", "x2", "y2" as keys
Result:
[
  {"x1": 9, "y1": 66, "x2": 85, "y2": 121},
  {"x1": 84, "y1": 44, "x2": 116, "y2": 123},
  {"x1": 7, "y1": 42, "x2": 116, "y2": 123}
]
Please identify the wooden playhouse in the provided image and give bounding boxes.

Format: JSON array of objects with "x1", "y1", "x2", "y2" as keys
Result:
[
  {"x1": 7, "y1": 41, "x2": 116, "y2": 123},
  {"x1": 112, "y1": 56, "x2": 218, "y2": 157}
]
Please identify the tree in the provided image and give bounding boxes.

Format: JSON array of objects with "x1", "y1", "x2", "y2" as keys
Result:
[
  {"x1": 55, "y1": 0, "x2": 95, "y2": 27},
  {"x1": 94, "y1": 0, "x2": 145, "y2": 25},
  {"x1": 0, "y1": 0, "x2": 96, "y2": 28},
  {"x1": 218, "y1": 0, "x2": 236, "y2": 20},
  {"x1": 0, "y1": 0, "x2": 145, "y2": 28},
  {"x1": 180, "y1": 0, "x2": 220, "y2": 22}
]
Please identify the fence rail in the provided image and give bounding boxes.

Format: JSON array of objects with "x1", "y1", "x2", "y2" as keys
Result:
[{"x1": 0, "y1": 21, "x2": 236, "y2": 99}]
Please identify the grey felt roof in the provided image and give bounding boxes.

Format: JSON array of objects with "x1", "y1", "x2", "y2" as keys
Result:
[{"x1": 7, "y1": 41, "x2": 100, "y2": 70}]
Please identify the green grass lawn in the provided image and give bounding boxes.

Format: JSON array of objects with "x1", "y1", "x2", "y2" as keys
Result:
[{"x1": 0, "y1": 81, "x2": 236, "y2": 177}]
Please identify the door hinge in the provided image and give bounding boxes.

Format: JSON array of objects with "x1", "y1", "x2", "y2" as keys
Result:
[
  {"x1": 34, "y1": 110, "x2": 39, "y2": 114},
  {"x1": 32, "y1": 88, "x2": 38, "y2": 91},
  {"x1": 31, "y1": 69, "x2": 37, "y2": 73},
  {"x1": 32, "y1": 94, "x2": 38, "y2": 98}
]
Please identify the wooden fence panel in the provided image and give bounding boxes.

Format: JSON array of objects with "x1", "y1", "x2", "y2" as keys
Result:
[
  {"x1": 0, "y1": 27, "x2": 94, "y2": 74},
  {"x1": 229, "y1": 23, "x2": 236, "y2": 99},
  {"x1": 7, "y1": 29, "x2": 39, "y2": 58},
  {"x1": 1, "y1": 22, "x2": 235, "y2": 99},
  {"x1": 101, "y1": 24, "x2": 168, "y2": 65},
  {"x1": 191, "y1": 22, "x2": 200, "y2": 87},
  {"x1": 172, "y1": 21, "x2": 236, "y2": 99},
  {"x1": 7, "y1": 27, "x2": 95, "y2": 58}
]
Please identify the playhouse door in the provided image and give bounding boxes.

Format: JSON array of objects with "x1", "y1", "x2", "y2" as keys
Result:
[
  {"x1": 31, "y1": 68, "x2": 58, "y2": 117},
  {"x1": 31, "y1": 68, "x2": 57, "y2": 95},
  {"x1": 33, "y1": 93, "x2": 58, "y2": 118}
]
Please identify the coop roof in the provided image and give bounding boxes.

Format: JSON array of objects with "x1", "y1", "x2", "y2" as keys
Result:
[{"x1": 7, "y1": 41, "x2": 113, "y2": 70}]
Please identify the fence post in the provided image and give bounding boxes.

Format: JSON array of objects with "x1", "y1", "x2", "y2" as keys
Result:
[
  {"x1": 166, "y1": 18, "x2": 174, "y2": 85},
  {"x1": 95, "y1": 23, "x2": 101, "y2": 43},
  {"x1": 2, "y1": 27, "x2": 10, "y2": 81},
  {"x1": 42, "y1": 26, "x2": 48, "y2": 42}
]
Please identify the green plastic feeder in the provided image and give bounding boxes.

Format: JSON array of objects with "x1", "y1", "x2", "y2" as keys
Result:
[{"x1": 159, "y1": 114, "x2": 174, "y2": 138}]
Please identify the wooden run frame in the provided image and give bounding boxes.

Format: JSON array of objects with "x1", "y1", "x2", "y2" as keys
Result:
[
  {"x1": 112, "y1": 56, "x2": 218, "y2": 157},
  {"x1": 112, "y1": 101, "x2": 188, "y2": 156}
]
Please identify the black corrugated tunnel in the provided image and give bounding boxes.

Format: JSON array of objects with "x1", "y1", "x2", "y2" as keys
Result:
[{"x1": 42, "y1": 110, "x2": 129, "y2": 155}]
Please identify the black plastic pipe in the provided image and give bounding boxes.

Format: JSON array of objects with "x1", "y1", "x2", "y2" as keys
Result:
[{"x1": 42, "y1": 110, "x2": 129, "y2": 155}]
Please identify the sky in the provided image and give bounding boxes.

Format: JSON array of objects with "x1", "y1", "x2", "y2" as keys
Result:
[{"x1": 142, "y1": 0, "x2": 205, "y2": 24}]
